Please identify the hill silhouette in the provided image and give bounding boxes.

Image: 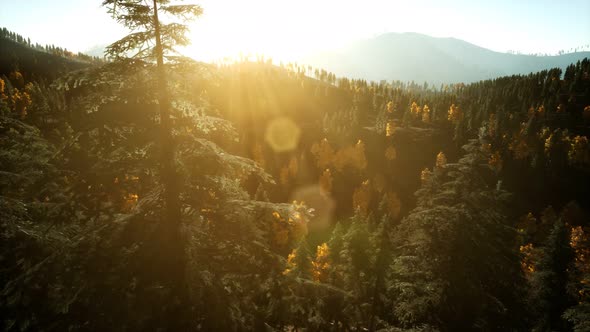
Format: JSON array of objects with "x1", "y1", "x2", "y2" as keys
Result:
[
  {"x1": 0, "y1": 37, "x2": 94, "y2": 80},
  {"x1": 305, "y1": 32, "x2": 590, "y2": 84}
]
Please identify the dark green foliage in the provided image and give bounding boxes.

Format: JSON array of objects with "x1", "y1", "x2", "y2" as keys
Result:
[
  {"x1": 337, "y1": 212, "x2": 377, "y2": 328},
  {"x1": 563, "y1": 302, "x2": 590, "y2": 332},
  {"x1": 0, "y1": 28, "x2": 100, "y2": 81},
  {"x1": 1, "y1": 18, "x2": 590, "y2": 330},
  {"x1": 0, "y1": 71, "x2": 298, "y2": 332},
  {"x1": 529, "y1": 219, "x2": 575, "y2": 331},
  {"x1": 1, "y1": 24, "x2": 296, "y2": 330},
  {"x1": 389, "y1": 139, "x2": 526, "y2": 331}
]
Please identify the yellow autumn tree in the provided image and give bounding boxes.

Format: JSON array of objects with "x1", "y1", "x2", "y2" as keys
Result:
[
  {"x1": 435, "y1": 151, "x2": 447, "y2": 168},
  {"x1": 544, "y1": 133, "x2": 554, "y2": 155},
  {"x1": 271, "y1": 211, "x2": 290, "y2": 247},
  {"x1": 10, "y1": 87, "x2": 32, "y2": 119},
  {"x1": 420, "y1": 167, "x2": 432, "y2": 184},
  {"x1": 313, "y1": 139, "x2": 368, "y2": 173},
  {"x1": 519, "y1": 243, "x2": 536, "y2": 274},
  {"x1": 544, "y1": 131, "x2": 570, "y2": 157},
  {"x1": 386, "y1": 121, "x2": 394, "y2": 136},
  {"x1": 0, "y1": 78, "x2": 7, "y2": 103},
  {"x1": 122, "y1": 193, "x2": 139, "y2": 212},
  {"x1": 312, "y1": 243, "x2": 330, "y2": 282},
  {"x1": 283, "y1": 244, "x2": 313, "y2": 278},
  {"x1": 271, "y1": 204, "x2": 311, "y2": 249},
  {"x1": 410, "y1": 101, "x2": 421, "y2": 118},
  {"x1": 422, "y1": 104, "x2": 431, "y2": 123},
  {"x1": 448, "y1": 103, "x2": 463, "y2": 122},
  {"x1": 386, "y1": 101, "x2": 394, "y2": 113},
  {"x1": 333, "y1": 140, "x2": 367, "y2": 172},
  {"x1": 283, "y1": 249, "x2": 298, "y2": 275}
]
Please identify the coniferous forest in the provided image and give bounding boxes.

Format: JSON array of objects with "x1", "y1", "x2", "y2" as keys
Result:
[{"x1": 1, "y1": 1, "x2": 590, "y2": 331}]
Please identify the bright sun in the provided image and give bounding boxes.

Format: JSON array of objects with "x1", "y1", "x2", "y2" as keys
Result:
[
  {"x1": 180, "y1": 1, "x2": 346, "y2": 64},
  {"x1": 184, "y1": 19, "x2": 306, "y2": 64}
]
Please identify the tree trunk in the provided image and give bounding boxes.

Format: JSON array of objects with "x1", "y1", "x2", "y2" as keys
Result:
[
  {"x1": 152, "y1": 0, "x2": 186, "y2": 327},
  {"x1": 153, "y1": 1, "x2": 180, "y2": 226}
]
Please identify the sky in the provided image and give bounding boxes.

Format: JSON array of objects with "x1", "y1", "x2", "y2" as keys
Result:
[{"x1": 1, "y1": 0, "x2": 589, "y2": 62}]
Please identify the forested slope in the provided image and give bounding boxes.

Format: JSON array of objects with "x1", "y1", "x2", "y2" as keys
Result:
[
  {"x1": 0, "y1": 28, "x2": 100, "y2": 82},
  {"x1": 0, "y1": 26, "x2": 589, "y2": 331}
]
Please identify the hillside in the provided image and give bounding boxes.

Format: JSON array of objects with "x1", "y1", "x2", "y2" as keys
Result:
[
  {"x1": 0, "y1": 35, "x2": 95, "y2": 81},
  {"x1": 1, "y1": 16, "x2": 590, "y2": 332},
  {"x1": 305, "y1": 32, "x2": 590, "y2": 84}
]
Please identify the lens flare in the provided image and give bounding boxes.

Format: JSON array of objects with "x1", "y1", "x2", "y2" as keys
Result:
[{"x1": 264, "y1": 116, "x2": 301, "y2": 152}]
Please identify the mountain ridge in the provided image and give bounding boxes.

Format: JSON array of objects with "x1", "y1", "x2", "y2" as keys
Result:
[{"x1": 304, "y1": 32, "x2": 590, "y2": 84}]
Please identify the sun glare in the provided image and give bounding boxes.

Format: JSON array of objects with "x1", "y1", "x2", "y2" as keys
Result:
[
  {"x1": 181, "y1": 1, "x2": 352, "y2": 64},
  {"x1": 184, "y1": 20, "x2": 311, "y2": 64}
]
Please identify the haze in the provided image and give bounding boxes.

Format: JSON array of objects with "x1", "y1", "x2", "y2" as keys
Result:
[{"x1": 1, "y1": 0, "x2": 589, "y2": 62}]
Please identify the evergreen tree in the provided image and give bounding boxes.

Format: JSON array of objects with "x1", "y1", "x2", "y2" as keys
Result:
[
  {"x1": 102, "y1": 0, "x2": 203, "y2": 301},
  {"x1": 388, "y1": 139, "x2": 526, "y2": 331},
  {"x1": 529, "y1": 220, "x2": 575, "y2": 331}
]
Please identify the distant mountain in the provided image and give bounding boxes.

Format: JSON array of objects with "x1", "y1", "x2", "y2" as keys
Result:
[
  {"x1": 85, "y1": 44, "x2": 107, "y2": 58},
  {"x1": 304, "y1": 32, "x2": 590, "y2": 84}
]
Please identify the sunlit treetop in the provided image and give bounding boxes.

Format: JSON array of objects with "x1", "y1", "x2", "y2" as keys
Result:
[{"x1": 102, "y1": 0, "x2": 203, "y2": 61}]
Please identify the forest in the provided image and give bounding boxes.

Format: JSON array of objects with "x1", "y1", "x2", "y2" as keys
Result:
[{"x1": 1, "y1": 1, "x2": 589, "y2": 331}]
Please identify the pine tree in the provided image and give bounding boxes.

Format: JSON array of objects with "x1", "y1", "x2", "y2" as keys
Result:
[
  {"x1": 529, "y1": 220, "x2": 575, "y2": 331},
  {"x1": 0, "y1": 2, "x2": 299, "y2": 330},
  {"x1": 101, "y1": 0, "x2": 203, "y2": 320},
  {"x1": 389, "y1": 139, "x2": 526, "y2": 331}
]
